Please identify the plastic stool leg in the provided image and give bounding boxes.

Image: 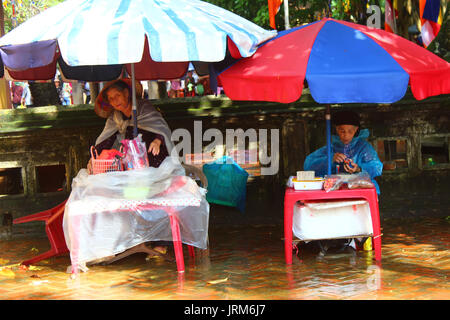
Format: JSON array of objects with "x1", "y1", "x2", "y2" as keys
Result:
[
  {"x1": 13, "y1": 211, "x2": 51, "y2": 224},
  {"x1": 13, "y1": 200, "x2": 67, "y2": 224},
  {"x1": 284, "y1": 197, "x2": 295, "y2": 264},
  {"x1": 188, "y1": 245, "x2": 195, "y2": 258},
  {"x1": 367, "y1": 192, "x2": 382, "y2": 261}
]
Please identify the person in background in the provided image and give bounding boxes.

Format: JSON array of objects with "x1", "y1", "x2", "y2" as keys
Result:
[
  {"x1": 184, "y1": 71, "x2": 196, "y2": 97},
  {"x1": 21, "y1": 81, "x2": 33, "y2": 108},
  {"x1": 168, "y1": 79, "x2": 184, "y2": 98},
  {"x1": 83, "y1": 81, "x2": 91, "y2": 104},
  {"x1": 195, "y1": 79, "x2": 204, "y2": 96},
  {"x1": 11, "y1": 82, "x2": 23, "y2": 109},
  {"x1": 61, "y1": 82, "x2": 72, "y2": 105},
  {"x1": 54, "y1": 78, "x2": 63, "y2": 104}
]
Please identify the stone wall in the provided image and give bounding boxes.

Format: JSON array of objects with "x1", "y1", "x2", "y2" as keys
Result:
[{"x1": 0, "y1": 90, "x2": 449, "y2": 224}]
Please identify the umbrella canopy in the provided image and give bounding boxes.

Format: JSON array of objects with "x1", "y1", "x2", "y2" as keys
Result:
[
  {"x1": 217, "y1": 18, "x2": 450, "y2": 104},
  {"x1": 0, "y1": 0, "x2": 277, "y2": 81},
  {"x1": 216, "y1": 17, "x2": 450, "y2": 176}
]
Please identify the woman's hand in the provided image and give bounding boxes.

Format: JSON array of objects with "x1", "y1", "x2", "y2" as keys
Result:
[
  {"x1": 343, "y1": 158, "x2": 360, "y2": 174},
  {"x1": 148, "y1": 138, "x2": 162, "y2": 156},
  {"x1": 334, "y1": 153, "x2": 360, "y2": 173},
  {"x1": 333, "y1": 152, "x2": 347, "y2": 164}
]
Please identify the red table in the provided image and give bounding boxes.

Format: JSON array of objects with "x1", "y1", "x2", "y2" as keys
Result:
[{"x1": 284, "y1": 187, "x2": 381, "y2": 264}]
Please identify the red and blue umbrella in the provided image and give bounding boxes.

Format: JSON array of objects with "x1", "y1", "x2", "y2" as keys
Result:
[
  {"x1": 218, "y1": 18, "x2": 449, "y2": 104},
  {"x1": 217, "y1": 18, "x2": 450, "y2": 174}
]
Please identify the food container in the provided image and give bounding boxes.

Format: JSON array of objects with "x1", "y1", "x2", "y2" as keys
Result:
[
  {"x1": 296, "y1": 171, "x2": 315, "y2": 181},
  {"x1": 293, "y1": 177, "x2": 324, "y2": 190}
]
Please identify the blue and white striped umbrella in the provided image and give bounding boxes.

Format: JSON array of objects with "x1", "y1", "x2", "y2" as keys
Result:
[{"x1": 0, "y1": 0, "x2": 276, "y2": 81}]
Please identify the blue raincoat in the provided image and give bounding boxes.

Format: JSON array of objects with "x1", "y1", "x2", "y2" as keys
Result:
[{"x1": 304, "y1": 129, "x2": 383, "y2": 194}]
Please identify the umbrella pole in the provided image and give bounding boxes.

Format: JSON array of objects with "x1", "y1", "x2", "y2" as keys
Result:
[
  {"x1": 131, "y1": 63, "x2": 138, "y2": 138},
  {"x1": 326, "y1": 105, "x2": 332, "y2": 175}
]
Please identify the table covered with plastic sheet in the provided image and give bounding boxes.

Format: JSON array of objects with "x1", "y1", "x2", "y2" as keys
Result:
[{"x1": 62, "y1": 157, "x2": 209, "y2": 273}]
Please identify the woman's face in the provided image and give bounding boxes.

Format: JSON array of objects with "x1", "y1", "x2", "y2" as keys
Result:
[
  {"x1": 106, "y1": 87, "x2": 130, "y2": 114},
  {"x1": 336, "y1": 124, "x2": 358, "y2": 145}
]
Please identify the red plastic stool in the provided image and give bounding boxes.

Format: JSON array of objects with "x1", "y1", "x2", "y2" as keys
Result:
[{"x1": 13, "y1": 200, "x2": 69, "y2": 265}]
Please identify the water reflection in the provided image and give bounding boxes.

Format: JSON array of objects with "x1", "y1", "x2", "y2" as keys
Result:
[
  {"x1": 1, "y1": 217, "x2": 448, "y2": 299},
  {"x1": 284, "y1": 244, "x2": 383, "y2": 299}
]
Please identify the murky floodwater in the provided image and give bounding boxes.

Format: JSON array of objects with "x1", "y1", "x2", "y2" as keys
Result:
[{"x1": 0, "y1": 208, "x2": 449, "y2": 300}]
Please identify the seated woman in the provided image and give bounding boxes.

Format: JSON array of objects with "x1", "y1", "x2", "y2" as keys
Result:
[
  {"x1": 93, "y1": 78, "x2": 174, "y2": 168},
  {"x1": 304, "y1": 110, "x2": 383, "y2": 194},
  {"x1": 92, "y1": 78, "x2": 175, "y2": 257}
]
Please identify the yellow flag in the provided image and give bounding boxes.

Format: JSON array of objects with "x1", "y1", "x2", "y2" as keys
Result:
[{"x1": 0, "y1": 78, "x2": 11, "y2": 109}]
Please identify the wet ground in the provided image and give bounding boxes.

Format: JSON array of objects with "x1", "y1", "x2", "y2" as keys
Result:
[{"x1": 0, "y1": 204, "x2": 449, "y2": 301}]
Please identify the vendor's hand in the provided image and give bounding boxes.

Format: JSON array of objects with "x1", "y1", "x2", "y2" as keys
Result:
[
  {"x1": 344, "y1": 158, "x2": 360, "y2": 174},
  {"x1": 333, "y1": 152, "x2": 347, "y2": 164},
  {"x1": 148, "y1": 138, "x2": 162, "y2": 156}
]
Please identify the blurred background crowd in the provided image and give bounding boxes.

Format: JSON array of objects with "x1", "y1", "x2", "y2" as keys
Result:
[{"x1": 4, "y1": 67, "x2": 219, "y2": 110}]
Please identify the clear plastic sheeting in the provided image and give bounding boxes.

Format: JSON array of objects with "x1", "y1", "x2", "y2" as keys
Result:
[{"x1": 63, "y1": 157, "x2": 209, "y2": 271}]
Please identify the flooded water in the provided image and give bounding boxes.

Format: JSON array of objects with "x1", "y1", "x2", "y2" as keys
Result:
[{"x1": 0, "y1": 204, "x2": 449, "y2": 301}]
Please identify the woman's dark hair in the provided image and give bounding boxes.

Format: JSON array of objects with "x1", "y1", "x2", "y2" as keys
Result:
[
  {"x1": 102, "y1": 80, "x2": 131, "y2": 103},
  {"x1": 332, "y1": 110, "x2": 360, "y2": 127},
  {"x1": 333, "y1": 110, "x2": 361, "y2": 136}
]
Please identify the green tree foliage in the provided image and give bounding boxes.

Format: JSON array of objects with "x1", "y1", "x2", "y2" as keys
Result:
[
  {"x1": 204, "y1": 0, "x2": 384, "y2": 29},
  {"x1": 205, "y1": 0, "x2": 447, "y2": 55},
  {"x1": 2, "y1": 0, "x2": 64, "y2": 33},
  {"x1": 203, "y1": 0, "x2": 272, "y2": 28},
  {"x1": 427, "y1": 6, "x2": 449, "y2": 61}
]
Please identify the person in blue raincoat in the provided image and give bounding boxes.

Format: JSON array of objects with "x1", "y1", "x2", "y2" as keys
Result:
[{"x1": 304, "y1": 110, "x2": 383, "y2": 194}]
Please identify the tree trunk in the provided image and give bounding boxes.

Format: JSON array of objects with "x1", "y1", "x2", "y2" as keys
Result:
[{"x1": 89, "y1": 82, "x2": 99, "y2": 105}]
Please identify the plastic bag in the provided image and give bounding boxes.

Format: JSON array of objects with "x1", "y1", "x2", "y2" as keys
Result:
[
  {"x1": 121, "y1": 134, "x2": 149, "y2": 170},
  {"x1": 202, "y1": 156, "x2": 249, "y2": 212},
  {"x1": 323, "y1": 175, "x2": 345, "y2": 192},
  {"x1": 97, "y1": 149, "x2": 124, "y2": 160},
  {"x1": 347, "y1": 172, "x2": 375, "y2": 189}
]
